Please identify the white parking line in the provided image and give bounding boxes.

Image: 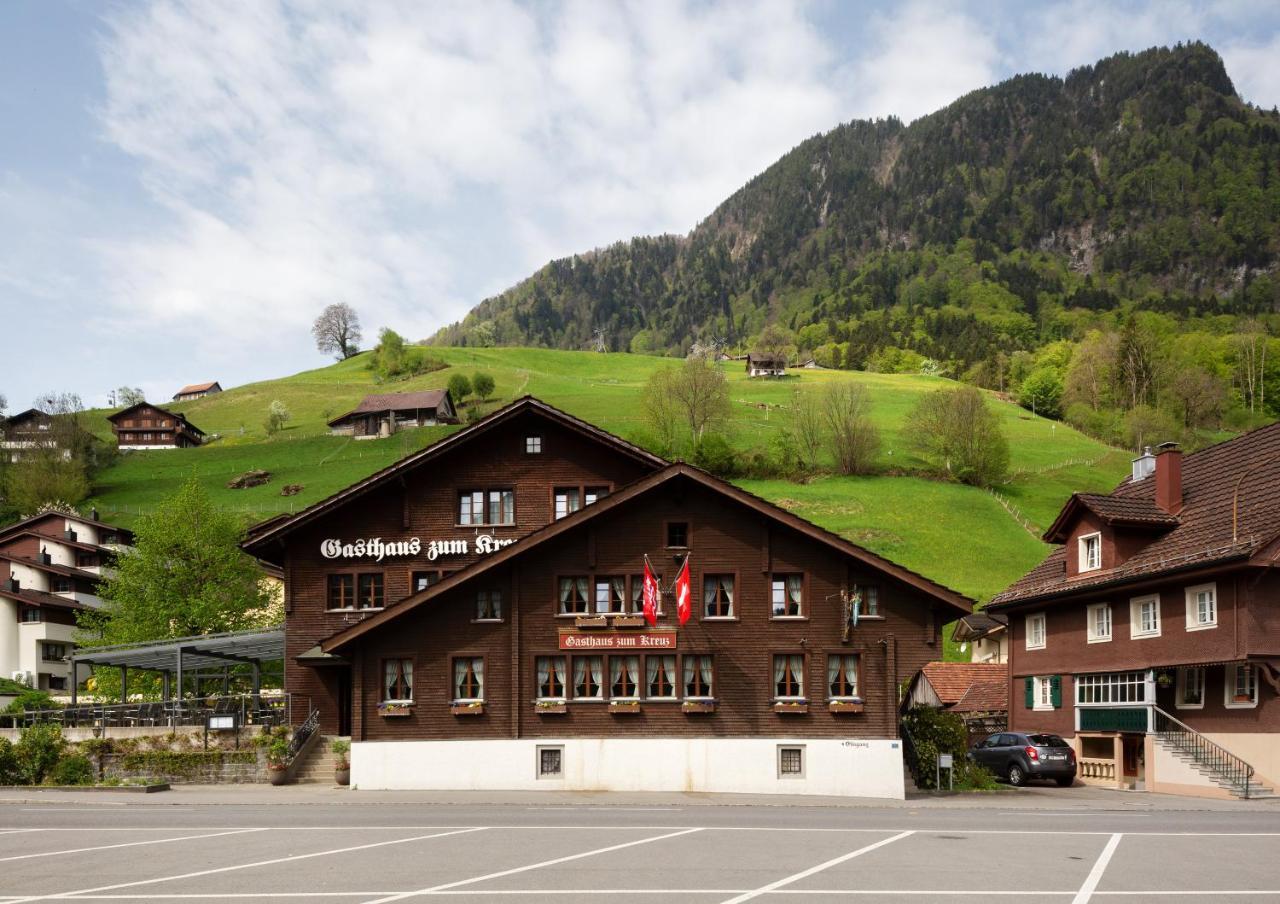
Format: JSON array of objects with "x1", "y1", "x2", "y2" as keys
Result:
[
  {"x1": 0, "y1": 828, "x2": 263, "y2": 863},
  {"x1": 718, "y1": 831, "x2": 915, "y2": 904},
  {"x1": 360, "y1": 827, "x2": 704, "y2": 904},
  {"x1": 1072, "y1": 833, "x2": 1123, "y2": 904},
  {"x1": 0, "y1": 827, "x2": 486, "y2": 903},
  {"x1": 2, "y1": 825, "x2": 1277, "y2": 836}
]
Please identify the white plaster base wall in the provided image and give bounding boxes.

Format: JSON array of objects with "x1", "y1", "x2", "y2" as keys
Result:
[{"x1": 352, "y1": 737, "x2": 905, "y2": 799}]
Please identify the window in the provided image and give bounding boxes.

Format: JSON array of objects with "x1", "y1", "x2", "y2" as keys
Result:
[
  {"x1": 584, "y1": 486, "x2": 609, "y2": 506},
  {"x1": 383, "y1": 658, "x2": 413, "y2": 702},
  {"x1": 852, "y1": 584, "x2": 880, "y2": 617},
  {"x1": 20, "y1": 608, "x2": 41, "y2": 624},
  {"x1": 1034, "y1": 676, "x2": 1056, "y2": 710},
  {"x1": 558, "y1": 577, "x2": 589, "y2": 615},
  {"x1": 703, "y1": 574, "x2": 735, "y2": 618},
  {"x1": 476, "y1": 590, "x2": 502, "y2": 621},
  {"x1": 357, "y1": 573, "x2": 384, "y2": 609},
  {"x1": 646, "y1": 655, "x2": 677, "y2": 699},
  {"x1": 1076, "y1": 672, "x2": 1146, "y2": 704},
  {"x1": 774, "y1": 654, "x2": 806, "y2": 699},
  {"x1": 47, "y1": 676, "x2": 67, "y2": 691},
  {"x1": 553, "y1": 488, "x2": 581, "y2": 520},
  {"x1": 51, "y1": 577, "x2": 72, "y2": 594},
  {"x1": 76, "y1": 553, "x2": 97, "y2": 568},
  {"x1": 1025, "y1": 613, "x2": 1046, "y2": 650},
  {"x1": 525, "y1": 435, "x2": 542, "y2": 454},
  {"x1": 1176, "y1": 666, "x2": 1205, "y2": 709},
  {"x1": 595, "y1": 577, "x2": 625, "y2": 615},
  {"x1": 1130, "y1": 594, "x2": 1161, "y2": 638},
  {"x1": 41, "y1": 642, "x2": 67, "y2": 662},
  {"x1": 610, "y1": 656, "x2": 640, "y2": 699},
  {"x1": 535, "y1": 656, "x2": 567, "y2": 700},
  {"x1": 828, "y1": 654, "x2": 860, "y2": 699},
  {"x1": 666, "y1": 522, "x2": 688, "y2": 548},
  {"x1": 1079, "y1": 532, "x2": 1102, "y2": 572},
  {"x1": 630, "y1": 573, "x2": 661, "y2": 616},
  {"x1": 572, "y1": 656, "x2": 604, "y2": 699},
  {"x1": 453, "y1": 657, "x2": 484, "y2": 702},
  {"x1": 459, "y1": 489, "x2": 515, "y2": 526},
  {"x1": 412, "y1": 570, "x2": 443, "y2": 594},
  {"x1": 537, "y1": 745, "x2": 563, "y2": 778},
  {"x1": 1186, "y1": 583, "x2": 1217, "y2": 630},
  {"x1": 1226, "y1": 664, "x2": 1258, "y2": 708},
  {"x1": 778, "y1": 745, "x2": 805, "y2": 778},
  {"x1": 326, "y1": 574, "x2": 355, "y2": 610},
  {"x1": 771, "y1": 574, "x2": 803, "y2": 617},
  {"x1": 1087, "y1": 603, "x2": 1112, "y2": 643},
  {"x1": 683, "y1": 654, "x2": 714, "y2": 698}
]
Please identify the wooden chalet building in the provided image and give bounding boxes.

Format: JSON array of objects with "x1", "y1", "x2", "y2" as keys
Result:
[
  {"x1": 0, "y1": 409, "x2": 89, "y2": 463},
  {"x1": 107, "y1": 402, "x2": 204, "y2": 450},
  {"x1": 244, "y1": 396, "x2": 972, "y2": 797},
  {"x1": 746, "y1": 353, "x2": 787, "y2": 378},
  {"x1": 173, "y1": 381, "x2": 222, "y2": 401},
  {"x1": 990, "y1": 436, "x2": 1280, "y2": 799},
  {"x1": 327, "y1": 390, "x2": 459, "y2": 438},
  {"x1": 0, "y1": 510, "x2": 132, "y2": 693}
]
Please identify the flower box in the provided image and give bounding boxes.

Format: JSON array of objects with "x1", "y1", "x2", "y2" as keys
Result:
[
  {"x1": 682, "y1": 700, "x2": 717, "y2": 714},
  {"x1": 609, "y1": 700, "x2": 641, "y2": 714},
  {"x1": 828, "y1": 700, "x2": 864, "y2": 714},
  {"x1": 612, "y1": 615, "x2": 646, "y2": 628},
  {"x1": 575, "y1": 615, "x2": 609, "y2": 629},
  {"x1": 378, "y1": 704, "x2": 413, "y2": 717},
  {"x1": 451, "y1": 702, "x2": 485, "y2": 716},
  {"x1": 774, "y1": 701, "x2": 809, "y2": 715},
  {"x1": 535, "y1": 701, "x2": 568, "y2": 714}
]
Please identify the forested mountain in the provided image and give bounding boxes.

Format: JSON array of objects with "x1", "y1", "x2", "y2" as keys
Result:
[{"x1": 432, "y1": 43, "x2": 1280, "y2": 380}]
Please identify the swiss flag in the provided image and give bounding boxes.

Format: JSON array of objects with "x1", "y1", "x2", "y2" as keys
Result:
[
  {"x1": 673, "y1": 555, "x2": 692, "y2": 626},
  {"x1": 642, "y1": 556, "x2": 661, "y2": 627}
]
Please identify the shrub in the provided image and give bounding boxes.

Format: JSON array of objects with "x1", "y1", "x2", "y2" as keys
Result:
[
  {"x1": 905, "y1": 387, "x2": 1009, "y2": 487},
  {"x1": 0, "y1": 738, "x2": 20, "y2": 785},
  {"x1": 448, "y1": 373, "x2": 473, "y2": 404},
  {"x1": 330, "y1": 739, "x2": 351, "y2": 768},
  {"x1": 691, "y1": 433, "x2": 736, "y2": 477},
  {"x1": 900, "y1": 705, "x2": 997, "y2": 791},
  {"x1": 48, "y1": 754, "x2": 94, "y2": 786},
  {"x1": 4, "y1": 689, "x2": 59, "y2": 715},
  {"x1": 16, "y1": 723, "x2": 66, "y2": 784}
]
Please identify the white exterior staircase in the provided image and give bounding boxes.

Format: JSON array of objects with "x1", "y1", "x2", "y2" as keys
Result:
[{"x1": 1153, "y1": 707, "x2": 1275, "y2": 800}]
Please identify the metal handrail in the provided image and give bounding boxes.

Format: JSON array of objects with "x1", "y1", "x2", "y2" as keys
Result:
[
  {"x1": 1153, "y1": 706, "x2": 1255, "y2": 799},
  {"x1": 1, "y1": 693, "x2": 290, "y2": 730},
  {"x1": 286, "y1": 708, "x2": 320, "y2": 765}
]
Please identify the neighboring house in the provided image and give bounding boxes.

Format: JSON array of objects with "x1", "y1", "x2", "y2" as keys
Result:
[
  {"x1": 244, "y1": 396, "x2": 972, "y2": 799},
  {"x1": 327, "y1": 390, "x2": 459, "y2": 438},
  {"x1": 0, "y1": 409, "x2": 87, "y2": 463},
  {"x1": 0, "y1": 511, "x2": 133, "y2": 693},
  {"x1": 906, "y1": 661, "x2": 1009, "y2": 741},
  {"x1": 107, "y1": 402, "x2": 205, "y2": 450},
  {"x1": 990, "y1": 438, "x2": 1280, "y2": 799},
  {"x1": 952, "y1": 611, "x2": 1009, "y2": 663},
  {"x1": 746, "y1": 353, "x2": 787, "y2": 377},
  {"x1": 172, "y1": 381, "x2": 223, "y2": 401}
]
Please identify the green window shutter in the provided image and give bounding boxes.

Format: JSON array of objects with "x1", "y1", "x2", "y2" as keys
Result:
[
  {"x1": 1024, "y1": 676, "x2": 1034, "y2": 709},
  {"x1": 1050, "y1": 675, "x2": 1062, "y2": 708}
]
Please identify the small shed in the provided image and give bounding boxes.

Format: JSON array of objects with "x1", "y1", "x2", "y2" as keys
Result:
[
  {"x1": 328, "y1": 390, "x2": 459, "y2": 438},
  {"x1": 173, "y1": 382, "x2": 223, "y2": 401},
  {"x1": 907, "y1": 661, "x2": 1009, "y2": 740}
]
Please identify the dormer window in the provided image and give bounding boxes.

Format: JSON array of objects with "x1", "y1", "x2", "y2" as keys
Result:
[{"x1": 1078, "y1": 532, "x2": 1101, "y2": 572}]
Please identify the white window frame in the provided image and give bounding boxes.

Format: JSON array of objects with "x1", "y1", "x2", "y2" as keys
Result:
[
  {"x1": 1185, "y1": 583, "x2": 1218, "y2": 631},
  {"x1": 777, "y1": 745, "x2": 806, "y2": 779},
  {"x1": 1034, "y1": 676, "x2": 1054, "y2": 711},
  {"x1": 1086, "y1": 602, "x2": 1112, "y2": 643},
  {"x1": 1175, "y1": 666, "x2": 1205, "y2": 710},
  {"x1": 1078, "y1": 532, "x2": 1102, "y2": 572},
  {"x1": 1129, "y1": 594, "x2": 1161, "y2": 639},
  {"x1": 1225, "y1": 664, "x2": 1259, "y2": 709},
  {"x1": 1025, "y1": 613, "x2": 1046, "y2": 650},
  {"x1": 525, "y1": 435, "x2": 542, "y2": 454}
]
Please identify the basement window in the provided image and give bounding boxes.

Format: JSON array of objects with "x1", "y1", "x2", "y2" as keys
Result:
[
  {"x1": 537, "y1": 745, "x2": 564, "y2": 779},
  {"x1": 777, "y1": 745, "x2": 805, "y2": 779}
]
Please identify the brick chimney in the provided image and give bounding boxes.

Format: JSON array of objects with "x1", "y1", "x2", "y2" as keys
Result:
[{"x1": 1155, "y1": 441, "x2": 1183, "y2": 515}]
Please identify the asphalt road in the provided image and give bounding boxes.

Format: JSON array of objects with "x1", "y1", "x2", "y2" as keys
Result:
[{"x1": 0, "y1": 787, "x2": 1276, "y2": 903}]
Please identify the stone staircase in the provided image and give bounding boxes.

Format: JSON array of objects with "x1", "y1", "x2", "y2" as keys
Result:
[
  {"x1": 291, "y1": 735, "x2": 348, "y2": 785},
  {"x1": 1156, "y1": 736, "x2": 1276, "y2": 799}
]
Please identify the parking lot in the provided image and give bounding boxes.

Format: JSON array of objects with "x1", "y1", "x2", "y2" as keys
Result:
[{"x1": 0, "y1": 790, "x2": 1276, "y2": 903}]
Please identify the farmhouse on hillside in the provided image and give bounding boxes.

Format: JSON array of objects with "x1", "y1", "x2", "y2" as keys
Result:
[
  {"x1": 107, "y1": 402, "x2": 204, "y2": 450},
  {"x1": 172, "y1": 381, "x2": 222, "y2": 401},
  {"x1": 0, "y1": 409, "x2": 90, "y2": 463},
  {"x1": 746, "y1": 353, "x2": 787, "y2": 377},
  {"x1": 990, "y1": 437, "x2": 1280, "y2": 799},
  {"x1": 327, "y1": 389, "x2": 459, "y2": 438},
  {"x1": 243, "y1": 396, "x2": 972, "y2": 798}
]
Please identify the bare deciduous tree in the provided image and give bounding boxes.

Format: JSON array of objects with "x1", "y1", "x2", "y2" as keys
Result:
[
  {"x1": 312, "y1": 303, "x2": 363, "y2": 360},
  {"x1": 753, "y1": 324, "x2": 797, "y2": 364},
  {"x1": 116, "y1": 386, "x2": 146, "y2": 407},
  {"x1": 791, "y1": 388, "x2": 826, "y2": 473},
  {"x1": 643, "y1": 358, "x2": 731, "y2": 454},
  {"x1": 905, "y1": 386, "x2": 1009, "y2": 488},
  {"x1": 822, "y1": 383, "x2": 880, "y2": 475}
]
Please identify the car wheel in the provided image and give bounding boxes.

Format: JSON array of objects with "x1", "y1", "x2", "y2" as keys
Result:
[
  {"x1": 1056, "y1": 776, "x2": 1074, "y2": 787},
  {"x1": 1007, "y1": 764, "x2": 1026, "y2": 786}
]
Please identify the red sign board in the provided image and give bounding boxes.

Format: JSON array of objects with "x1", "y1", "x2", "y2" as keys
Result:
[{"x1": 558, "y1": 632, "x2": 677, "y2": 650}]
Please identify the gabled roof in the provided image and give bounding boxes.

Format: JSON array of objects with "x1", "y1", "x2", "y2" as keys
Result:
[
  {"x1": 0, "y1": 551, "x2": 100, "y2": 582},
  {"x1": 0, "y1": 586, "x2": 89, "y2": 611},
  {"x1": 173, "y1": 381, "x2": 221, "y2": 397},
  {"x1": 106, "y1": 402, "x2": 205, "y2": 435},
  {"x1": 319, "y1": 462, "x2": 973, "y2": 653},
  {"x1": 919, "y1": 662, "x2": 1008, "y2": 707},
  {"x1": 243, "y1": 396, "x2": 668, "y2": 557},
  {"x1": 993, "y1": 421, "x2": 1280, "y2": 608},
  {"x1": 1042, "y1": 492, "x2": 1179, "y2": 543},
  {"x1": 1, "y1": 408, "x2": 51, "y2": 428},
  {"x1": 327, "y1": 390, "x2": 454, "y2": 426},
  {"x1": 0, "y1": 511, "x2": 132, "y2": 545},
  {"x1": 951, "y1": 677, "x2": 1009, "y2": 713},
  {"x1": 951, "y1": 611, "x2": 1007, "y2": 643}
]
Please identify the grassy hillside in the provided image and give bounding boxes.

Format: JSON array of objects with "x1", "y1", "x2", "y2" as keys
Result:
[{"x1": 84, "y1": 347, "x2": 1130, "y2": 616}]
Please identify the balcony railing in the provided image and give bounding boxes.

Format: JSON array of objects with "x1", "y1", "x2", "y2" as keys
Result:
[{"x1": 0, "y1": 693, "x2": 294, "y2": 730}]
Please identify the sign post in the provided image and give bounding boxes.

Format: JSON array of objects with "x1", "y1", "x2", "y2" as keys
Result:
[{"x1": 937, "y1": 752, "x2": 954, "y2": 791}]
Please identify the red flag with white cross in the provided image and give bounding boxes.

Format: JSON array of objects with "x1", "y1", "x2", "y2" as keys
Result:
[
  {"x1": 673, "y1": 555, "x2": 692, "y2": 626},
  {"x1": 642, "y1": 555, "x2": 661, "y2": 627}
]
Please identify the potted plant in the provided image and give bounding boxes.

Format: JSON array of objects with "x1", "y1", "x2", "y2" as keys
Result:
[
  {"x1": 378, "y1": 702, "x2": 412, "y2": 717},
  {"x1": 612, "y1": 614, "x2": 645, "y2": 628},
  {"x1": 535, "y1": 699, "x2": 568, "y2": 714},
  {"x1": 773, "y1": 700, "x2": 809, "y2": 714},
  {"x1": 608, "y1": 699, "x2": 641, "y2": 714},
  {"x1": 828, "y1": 699, "x2": 864, "y2": 714},
  {"x1": 451, "y1": 701, "x2": 485, "y2": 716},
  {"x1": 574, "y1": 614, "x2": 608, "y2": 628},
  {"x1": 1156, "y1": 671, "x2": 1174, "y2": 689},
  {"x1": 682, "y1": 699, "x2": 716, "y2": 714},
  {"x1": 331, "y1": 739, "x2": 350, "y2": 786},
  {"x1": 266, "y1": 736, "x2": 290, "y2": 785}
]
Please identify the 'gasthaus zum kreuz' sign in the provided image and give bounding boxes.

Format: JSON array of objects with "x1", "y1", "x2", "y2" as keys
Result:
[{"x1": 320, "y1": 534, "x2": 516, "y2": 562}]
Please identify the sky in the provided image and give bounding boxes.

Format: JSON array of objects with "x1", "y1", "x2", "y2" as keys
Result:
[{"x1": 1, "y1": 0, "x2": 1278, "y2": 411}]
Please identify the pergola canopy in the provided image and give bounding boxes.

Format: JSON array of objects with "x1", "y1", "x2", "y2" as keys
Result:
[{"x1": 71, "y1": 628, "x2": 284, "y2": 673}]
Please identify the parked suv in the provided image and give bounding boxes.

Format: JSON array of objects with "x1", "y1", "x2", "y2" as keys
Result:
[{"x1": 970, "y1": 731, "x2": 1077, "y2": 787}]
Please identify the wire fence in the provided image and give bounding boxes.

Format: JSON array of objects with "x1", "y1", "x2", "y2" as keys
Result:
[{"x1": 986, "y1": 487, "x2": 1041, "y2": 538}]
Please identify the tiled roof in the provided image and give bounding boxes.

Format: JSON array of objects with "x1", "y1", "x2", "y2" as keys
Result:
[
  {"x1": 952, "y1": 611, "x2": 1007, "y2": 639},
  {"x1": 920, "y1": 662, "x2": 1008, "y2": 706},
  {"x1": 994, "y1": 423, "x2": 1280, "y2": 607},
  {"x1": 0, "y1": 586, "x2": 89, "y2": 611},
  {"x1": 951, "y1": 677, "x2": 1009, "y2": 713},
  {"x1": 350, "y1": 391, "x2": 449, "y2": 414},
  {"x1": 175, "y1": 382, "x2": 220, "y2": 395}
]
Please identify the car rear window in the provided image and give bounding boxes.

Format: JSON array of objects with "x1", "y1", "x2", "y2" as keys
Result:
[{"x1": 1028, "y1": 734, "x2": 1070, "y2": 748}]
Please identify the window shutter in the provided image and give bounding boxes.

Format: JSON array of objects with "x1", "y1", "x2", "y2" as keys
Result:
[
  {"x1": 1050, "y1": 675, "x2": 1062, "y2": 708},
  {"x1": 1024, "y1": 676, "x2": 1034, "y2": 709}
]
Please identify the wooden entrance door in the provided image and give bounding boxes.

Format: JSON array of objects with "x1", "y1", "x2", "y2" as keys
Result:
[{"x1": 337, "y1": 667, "x2": 353, "y2": 737}]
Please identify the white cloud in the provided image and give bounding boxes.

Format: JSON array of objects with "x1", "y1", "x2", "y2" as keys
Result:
[{"x1": 1221, "y1": 32, "x2": 1280, "y2": 108}]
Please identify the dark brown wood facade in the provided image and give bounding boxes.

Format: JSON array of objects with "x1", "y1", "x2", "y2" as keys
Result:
[{"x1": 107, "y1": 403, "x2": 204, "y2": 449}]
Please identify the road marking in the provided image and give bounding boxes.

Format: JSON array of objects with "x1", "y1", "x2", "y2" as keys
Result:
[
  {"x1": 717, "y1": 830, "x2": 915, "y2": 904},
  {"x1": 1072, "y1": 833, "x2": 1123, "y2": 904},
  {"x1": 359, "y1": 827, "x2": 704, "y2": 904},
  {"x1": 1, "y1": 825, "x2": 1277, "y2": 836},
  {"x1": 0, "y1": 827, "x2": 485, "y2": 903},
  {"x1": 0, "y1": 828, "x2": 262, "y2": 863}
]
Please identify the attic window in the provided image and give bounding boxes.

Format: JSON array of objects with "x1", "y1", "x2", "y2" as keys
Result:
[
  {"x1": 1078, "y1": 533, "x2": 1101, "y2": 572},
  {"x1": 525, "y1": 436, "x2": 542, "y2": 454}
]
